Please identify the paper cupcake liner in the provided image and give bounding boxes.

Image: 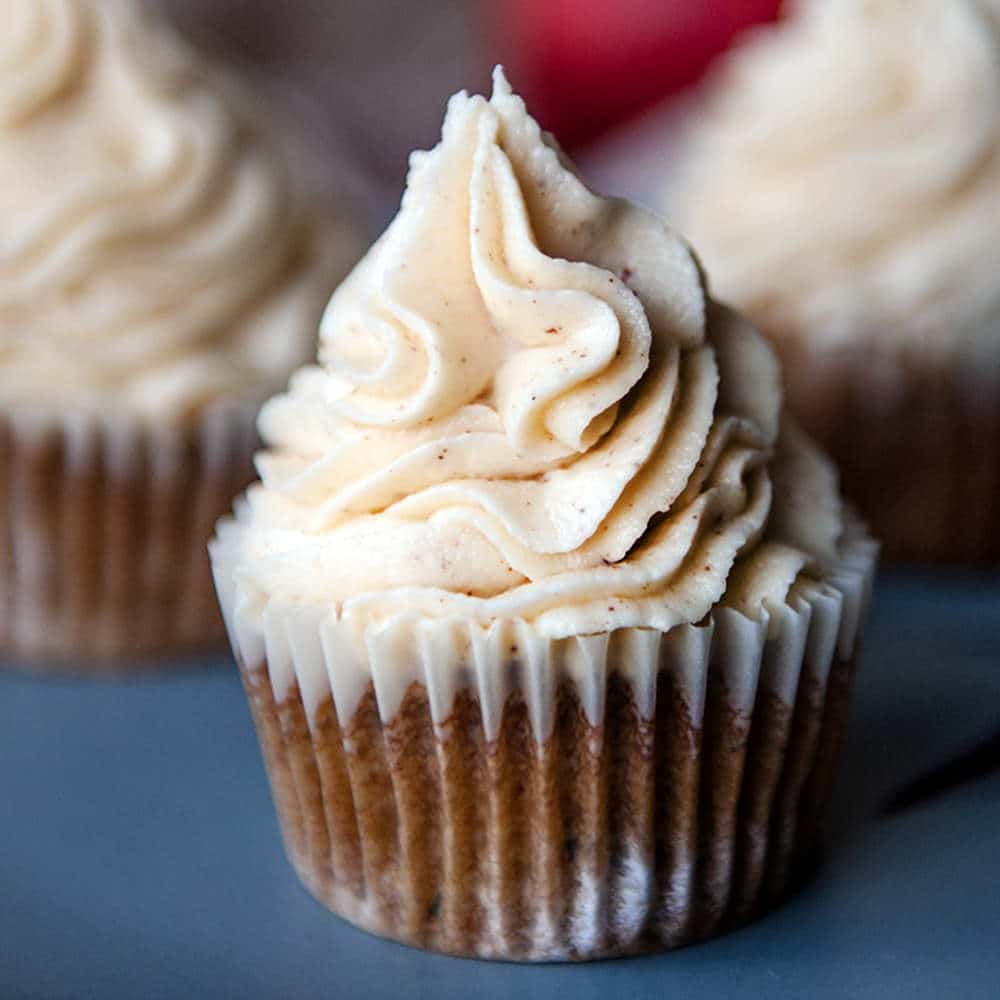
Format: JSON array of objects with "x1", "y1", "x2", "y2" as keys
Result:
[
  {"x1": 781, "y1": 339, "x2": 1000, "y2": 562},
  {"x1": 217, "y1": 521, "x2": 877, "y2": 960},
  {"x1": 0, "y1": 401, "x2": 258, "y2": 670}
]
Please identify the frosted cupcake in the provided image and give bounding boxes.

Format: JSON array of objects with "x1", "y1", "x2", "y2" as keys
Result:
[
  {"x1": 0, "y1": 0, "x2": 360, "y2": 666},
  {"x1": 668, "y1": 0, "x2": 1000, "y2": 561},
  {"x1": 212, "y1": 69, "x2": 877, "y2": 960}
]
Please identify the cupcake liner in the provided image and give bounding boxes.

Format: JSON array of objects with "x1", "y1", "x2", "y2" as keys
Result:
[
  {"x1": 782, "y1": 339, "x2": 1000, "y2": 562},
  {"x1": 0, "y1": 400, "x2": 258, "y2": 670},
  {"x1": 216, "y1": 520, "x2": 877, "y2": 960}
]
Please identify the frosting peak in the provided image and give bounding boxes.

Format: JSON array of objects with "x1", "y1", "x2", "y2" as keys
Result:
[
  {"x1": 221, "y1": 69, "x2": 844, "y2": 638},
  {"x1": 0, "y1": 0, "x2": 359, "y2": 419},
  {"x1": 320, "y1": 70, "x2": 704, "y2": 462}
]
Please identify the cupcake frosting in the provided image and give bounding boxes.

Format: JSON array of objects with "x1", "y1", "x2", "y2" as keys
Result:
[
  {"x1": 670, "y1": 0, "x2": 1000, "y2": 351},
  {"x1": 219, "y1": 68, "x2": 846, "y2": 638},
  {"x1": 0, "y1": 0, "x2": 358, "y2": 419}
]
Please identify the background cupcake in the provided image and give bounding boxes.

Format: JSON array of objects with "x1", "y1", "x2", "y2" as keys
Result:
[
  {"x1": 667, "y1": 0, "x2": 1000, "y2": 562},
  {"x1": 211, "y1": 69, "x2": 877, "y2": 961},
  {"x1": 0, "y1": 0, "x2": 361, "y2": 667}
]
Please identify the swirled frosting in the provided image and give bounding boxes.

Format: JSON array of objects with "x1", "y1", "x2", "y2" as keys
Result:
[
  {"x1": 0, "y1": 0, "x2": 359, "y2": 420},
  {"x1": 669, "y1": 0, "x2": 1000, "y2": 353},
  {"x1": 218, "y1": 68, "x2": 846, "y2": 637}
]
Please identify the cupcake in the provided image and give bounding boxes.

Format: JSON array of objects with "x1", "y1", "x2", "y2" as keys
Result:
[
  {"x1": 668, "y1": 0, "x2": 1000, "y2": 562},
  {"x1": 211, "y1": 68, "x2": 878, "y2": 960},
  {"x1": 0, "y1": 0, "x2": 360, "y2": 667}
]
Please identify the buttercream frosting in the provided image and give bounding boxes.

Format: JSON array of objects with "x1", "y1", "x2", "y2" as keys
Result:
[
  {"x1": 0, "y1": 0, "x2": 359, "y2": 420},
  {"x1": 215, "y1": 68, "x2": 847, "y2": 639},
  {"x1": 669, "y1": 0, "x2": 1000, "y2": 353}
]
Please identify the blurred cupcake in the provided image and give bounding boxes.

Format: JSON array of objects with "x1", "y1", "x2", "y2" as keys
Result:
[
  {"x1": 668, "y1": 0, "x2": 1000, "y2": 561},
  {"x1": 0, "y1": 0, "x2": 361, "y2": 667},
  {"x1": 211, "y1": 69, "x2": 878, "y2": 960}
]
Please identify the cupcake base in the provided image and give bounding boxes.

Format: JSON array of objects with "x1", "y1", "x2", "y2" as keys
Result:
[
  {"x1": 781, "y1": 341, "x2": 1000, "y2": 563},
  {"x1": 0, "y1": 404, "x2": 257, "y2": 671},
  {"x1": 238, "y1": 627, "x2": 863, "y2": 960},
  {"x1": 214, "y1": 490, "x2": 875, "y2": 962}
]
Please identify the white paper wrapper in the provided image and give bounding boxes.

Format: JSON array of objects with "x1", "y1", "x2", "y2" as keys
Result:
[
  {"x1": 214, "y1": 519, "x2": 877, "y2": 960},
  {"x1": 0, "y1": 400, "x2": 258, "y2": 670}
]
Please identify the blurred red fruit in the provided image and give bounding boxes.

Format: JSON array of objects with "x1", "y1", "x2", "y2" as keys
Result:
[{"x1": 489, "y1": 0, "x2": 782, "y2": 148}]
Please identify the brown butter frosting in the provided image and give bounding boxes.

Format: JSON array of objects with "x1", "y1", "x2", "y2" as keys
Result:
[
  {"x1": 0, "y1": 0, "x2": 359, "y2": 419},
  {"x1": 216, "y1": 69, "x2": 848, "y2": 646}
]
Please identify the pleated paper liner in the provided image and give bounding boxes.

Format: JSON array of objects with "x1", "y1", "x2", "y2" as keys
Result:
[
  {"x1": 0, "y1": 400, "x2": 258, "y2": 671},
  {"x1": 215, "y1": 519, "x2": 877, "y2": 960},
  {"x1": 781, "y1": 336, "x2": 1000, "y2": 563}
]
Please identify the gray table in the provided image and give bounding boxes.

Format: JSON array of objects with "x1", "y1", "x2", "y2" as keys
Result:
[{"x1": 3, "y1": 567, "x2": 999, "y2": 999}]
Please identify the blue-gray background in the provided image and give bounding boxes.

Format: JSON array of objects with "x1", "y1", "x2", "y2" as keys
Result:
[{"x1": 2, "y1": 566, "x2": 999, "y2": 999}]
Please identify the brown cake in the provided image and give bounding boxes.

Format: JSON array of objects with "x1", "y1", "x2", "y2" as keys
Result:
[{"x1": 211, "y1": 68, "x2": 878, "y2": 959}]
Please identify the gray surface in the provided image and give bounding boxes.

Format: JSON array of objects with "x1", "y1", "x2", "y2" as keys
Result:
[{"x1": 2, "y1": 567, "x2": 998, "y2": 999}]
